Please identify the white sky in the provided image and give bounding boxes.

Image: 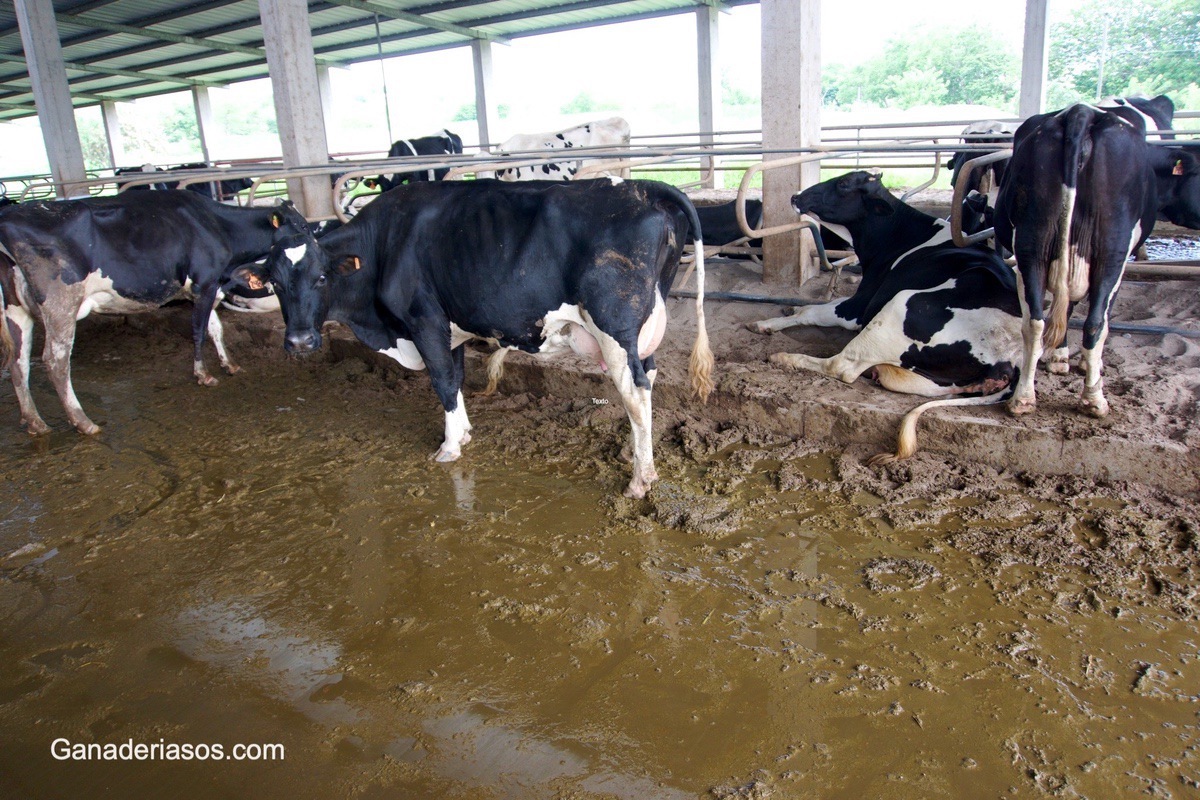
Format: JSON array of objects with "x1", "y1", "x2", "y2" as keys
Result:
[{"x1": 0, "y1": 0, "x2": 1089, "y2": 176}]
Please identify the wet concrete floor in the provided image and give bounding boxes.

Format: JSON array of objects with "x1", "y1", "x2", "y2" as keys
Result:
[{"x1": 0, "y1": 312, "x2": 1198, "y2": 799}]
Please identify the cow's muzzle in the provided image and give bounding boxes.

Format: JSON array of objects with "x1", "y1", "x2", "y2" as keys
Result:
[{"x1": 284, "y1": 331, "x2": 321, "y2": 354}]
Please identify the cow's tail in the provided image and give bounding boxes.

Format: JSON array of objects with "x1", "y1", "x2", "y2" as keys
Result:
[
  {"x1": 655, "y1": 183, "x2": 714, "y2": 402},
  {"x1": 1045, "y1": 105, "x2": 1092, "y2": 351},
  {"x1": 480, "y1": 347, "x2": 510, "y2": 396},
  {"x1": 867, "y1": 372, "x2": 1015, "y2": 466},
  {"x1": 0, "y1": 281, "x2": 11, "y2": 370}
]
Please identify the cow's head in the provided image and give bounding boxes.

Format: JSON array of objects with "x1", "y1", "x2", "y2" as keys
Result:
[
  {"x1": 1151, "y1": 146, "x2": 1200, "y2": 230},
  {"x1": 227, "y1": 203, "x2": 363, "y2": 355},
  {"x1": 791, "y1": 171, "x2": 895, "y2": 227}
]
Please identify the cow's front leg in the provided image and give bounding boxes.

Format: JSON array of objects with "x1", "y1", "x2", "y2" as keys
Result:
[
  {"x1": 192, "y1": 285, "x2": 221, "y2": 386},
  {"x1": 5, "y1": 304, "x2": 49, "y2": 434}
]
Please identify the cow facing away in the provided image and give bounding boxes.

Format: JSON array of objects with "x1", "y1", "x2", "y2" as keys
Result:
[
  {"x1": 0, "y1": 191, "x2": 279, "y2": 434},
  {"x1": 753, "y1": 172, "x2": 1024, "y2": 462},
  {"x1": 229, "y1": 179, "x2": 713, "y2": 499},
  {"x1": 486, "y1": 117, "x2": 631, "y2": 181},
  {"x1": 370, "y1": 130, "x2": 465, "y2": 191},
  {"x1": 994, "y1": 103, "x2": 1165, "y2": 418}
]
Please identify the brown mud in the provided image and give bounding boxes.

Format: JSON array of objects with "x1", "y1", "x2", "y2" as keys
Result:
[{"x1": 0, "y1": 259, "x2": 1198, "y2": 798}]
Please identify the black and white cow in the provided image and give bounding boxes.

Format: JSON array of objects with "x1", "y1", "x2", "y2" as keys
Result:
[
  {"x1": 1097, "y1": 94, "x2": 1175, "y2": 140},
  {"x1": 694, "y1": 199, "x2": 763, "y2": 254},
  {"x1": 370, "y1": 130, "x2": 465, "y2": 192},
  {"x1": 228, "y1": 179, "x2": 714, "y2": 498},
  {"x1": 993, "y1": 103, "x2": 1175, "y2": 418},
  {"x1": 116, "y1": 163, "x2": 253, "y2": 201},
  {"x1": 753, "y1": 171, "x2": 1024, "y2": 462},
  {"x1": 0, "y1": 191, "x2": 279, "y2": 435},
  {"x1": 485, "y1": 117, "x2": 631, "y2": 181}
]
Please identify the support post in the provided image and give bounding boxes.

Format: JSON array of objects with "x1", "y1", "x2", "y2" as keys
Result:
[
  {"x1": 471, "y1": 39, "x2": 500, "y2": 150},
  {"x1": 258, "y1": 0, "x2": 335, "y2": 219},
  {"x1": 1019, "y1": 0, "x2": 1050, "y2": 119},
  {"x1": 192, "y1": 86, "x2": 215, "y2": 163},
  {"x1": 697, "y1": 5, "x2": 720, "y2": 190},
  {"x1": 14, "y1": 0, "x2": 88, "y2": 197},
  {"x1": 101, "y1": 99, "x2": 125, "y2": 169},
  {"x1": 761, "y1": 0, "x2": 821, "y2": 285},
  {"x1": 316, "y1": 65, "x2": 334, "y2": 135}
]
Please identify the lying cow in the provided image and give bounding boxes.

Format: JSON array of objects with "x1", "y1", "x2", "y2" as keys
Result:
[
  {"x1": 994, "y1": 102, "x2": 1192, "y2": 418},
  {"x1": 370, "y1": 129, "x2": 465, "y2": 191},
  {"x1": 753, "y1": 172, "x2": 1023, "y2": 462},
  {"x1": 0, "y1": 191, "x2": 279, "y2": 434},
  {"x1": 486, "y1": 117, "x2": 631, "y2": 181},
  {"x1": 228, "y1": 179, "x2": 714, "y2": 498}
]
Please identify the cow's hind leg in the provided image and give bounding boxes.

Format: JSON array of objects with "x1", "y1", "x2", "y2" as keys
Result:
[
  {"x1": 206, "y1": 291, "x2": 240, "y2": 375},
  {"x1": 424, "y1": 342, "x2": 471, "y2": 462},
  {"x1": 41, "y1": 307, "x2": 98, "y2": 435},
  {"x1": 5, "y1": 304, "x2": 48, "y2": 434},
  {"x1": 585, "y1": 325, "x2": 656, "y2": 499},
  {"x1": 769, "y1": 310, "x2": 911, "y2": 384},
  {"x1": 1079, "y1": 262, "x2": 1125, "y2": 418},
  {"x1": 191, "y1": 284, "x2": 225, "y2": 386}
]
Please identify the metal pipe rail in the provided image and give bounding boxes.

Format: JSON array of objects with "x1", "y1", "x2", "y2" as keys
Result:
[{"x1": 948, "y1": 149, "x2": 1013, "y2": 246}]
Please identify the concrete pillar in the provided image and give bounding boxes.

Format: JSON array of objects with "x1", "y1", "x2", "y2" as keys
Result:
[
  {"x1": 14, "y1": 0, "x2": 88, "y2": 198},
  {"x1": 192, "y1": 86, "x2": 215, "y2": 163},
  {"x1": 471, "y1": 39, "x2": 500, "y2": 149},
  {"x1": 761, "y1": 0, "x2": 821, "y2": 285},
  {"x1": 697, "y1": 6, "x2": 720, "y2": 190},
  {"x1": 101, "y1": 99, "x2": 125, "y2": 169},
  {"x1": 1019, "y1": 0, "x2": 1050, "y2": 119},
  {"x1": 258, "y1": 0, "x2": 335, "y2": 218},
  {"x1": 316, "y1": 65, "x2": 334, "y2": 137}
]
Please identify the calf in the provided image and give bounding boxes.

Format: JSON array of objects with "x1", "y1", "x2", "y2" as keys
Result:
[
  {"x1": 228, "y1": 179, "x2": 714, "y2": 498},
  {"x1": 371, "y1": 130, "x2": 464, "y2": 191},
  {"x1": 487, "y1": 117, "x2": 631, "y2": 181},
  {"x1": 0, "y1": 191, "x2": 278, "y2": 434},
  {"x1": 755, "y1": 172, "x2": 1023, "y2": 462}
]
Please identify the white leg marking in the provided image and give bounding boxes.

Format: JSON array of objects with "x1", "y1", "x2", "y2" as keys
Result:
[{"x1": 435, "y1": 391, "x2": 472, "y2": 462}]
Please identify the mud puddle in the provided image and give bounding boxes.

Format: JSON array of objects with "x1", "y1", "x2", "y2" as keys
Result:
[{"x1": 1, "y1": 312, "x2": 1198, "y2": 799}]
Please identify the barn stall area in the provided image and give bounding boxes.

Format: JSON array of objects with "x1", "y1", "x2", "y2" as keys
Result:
[{"x1": 2, "y1": 0, "x2": 1200, "y2": 797}]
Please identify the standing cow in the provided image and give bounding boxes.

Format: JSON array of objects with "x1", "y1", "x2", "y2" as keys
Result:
[
  {"x1": 0, "y1": 191, "x2": 279, "y2": 434},
  {"x1": 371, "y1": 130, "x2": 464, "y2": 191},
  {"x1": 485, "y1": 117, "x2": 632, "y2": 181},
  {"x1": 994, "y1": 103, "x2": 1172, "y2": 417},
  {"x1": 228, "y1": 179, "x2": 713, "y2": 498}
]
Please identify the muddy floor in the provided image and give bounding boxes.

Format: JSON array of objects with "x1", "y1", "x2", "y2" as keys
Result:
[{"x1": 1, "y1": 272, "x2": 1199, "y2": 798}]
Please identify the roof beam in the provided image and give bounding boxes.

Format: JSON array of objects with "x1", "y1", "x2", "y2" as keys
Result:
[
  {"x1": 0, "y1": 51, "x2": 225, "y2": 88},
  {"x1": 322, "y1": 0, "x2": 510, "y2": 44},
  {"x1": 55, "y1": 10, "x2": 346, "y2": 68}
]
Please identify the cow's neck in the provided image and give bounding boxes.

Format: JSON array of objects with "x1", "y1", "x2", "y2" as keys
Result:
[{"x1": 850, "y1": 203, "x2": 943, "y2": 278}]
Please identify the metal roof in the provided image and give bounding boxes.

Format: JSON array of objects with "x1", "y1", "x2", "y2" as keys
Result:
[{"x1": 0, "y1": 0, "x2": 755, "y2": 124}]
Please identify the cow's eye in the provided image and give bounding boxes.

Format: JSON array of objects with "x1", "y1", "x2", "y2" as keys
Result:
[{"x1": 316, "y1": 274, "x2": 327, "y2": 287}]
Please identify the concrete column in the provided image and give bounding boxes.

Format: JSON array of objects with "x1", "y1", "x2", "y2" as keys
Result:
[
  {"x1": 192, "y1": 86, "x2": 215, "y2": 162},
  {"x1": 258, "y1": 0, "x2": 334, "y2": 218},
  {"x1": 101, "y1": 99, "x2": 125, "y2": 169},
  {"x1": 14, "y1": 0, "x2": 88, "y2": 197},
  {"x1": 471, "y1": 39, "x2": 500, "y2": 149},
  {"x1": 316, "y1": 65, "x2": 334, "y2": 137},
  {"x1": 761, "y1": 0, "x2": 821, "y2": 285},
  {"x1": 697, "y1": 6, "x2": 720, "y2": 190},
  {"x1": 1019, "y1": 0, "x2": 1050, "y2": 118}
]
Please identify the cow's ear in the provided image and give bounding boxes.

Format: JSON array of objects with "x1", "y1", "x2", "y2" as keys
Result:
[
  {"x1": 332, "y1": 255, "x2": 362, "y2": 276},
  {"x1": 228, "y1": 263, "x2": 269, "y2": 292}
]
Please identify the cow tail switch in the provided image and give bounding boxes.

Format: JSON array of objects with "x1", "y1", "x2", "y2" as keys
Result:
[
  {"x1": 0, "y1": 282, "x2": 12, "y2": 370},
  {"x1": 689, "y1": 238, "x2": 715, "y2": 403}
]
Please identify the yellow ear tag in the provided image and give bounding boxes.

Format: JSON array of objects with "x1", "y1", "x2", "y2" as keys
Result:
[
  {"x1": 1174, "y1": 160, "x2": 1185, "y2": 176},
  {"x1": 247, "y1": 274, "x2": 265, "y2": 291},
  {"x1": 353, "y1": 257, "x2": 362, "y2": 271},
  {"x1": 271, "y1": 214, "x2": 281, "y2": 229}
]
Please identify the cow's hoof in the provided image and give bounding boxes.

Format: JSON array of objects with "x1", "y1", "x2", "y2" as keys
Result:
[
  {"x1": 768, "y1": 352, "x2": 801, "y2": 369},
  {"x1": 623, "y1": 480, "x2": 650, "y2": 500},
  {"x1": 1048, "y1": 361, "x2": 1070, "y2": 375},
  {"x1": 1007, "y1": 397, "x2": 1036, "y2": 416},
  {"x1": 223, "y1": 364, "x2": 242, "y2": 375},
  {"x1": 618, "y1": 443, "x2": 633, "y2": 463},
  {"x1": 432, "y1": 447, "x2": 461, "y2": 463},
  {"x1": 74, "y1": 420, "x2": 101, "y2": 436},
  {"x1": 1082, "y1": 397, "x2": 1110, "y2": 418},
  {"x1": 23, "y1": 418, "x2": 51, "y2": 436},
  {"x1": 196, "y1": 374, "x2": 219, "y2": 387},
  {"x1": 746, "y1": 321, "x2": 774, "y2": 335}
]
